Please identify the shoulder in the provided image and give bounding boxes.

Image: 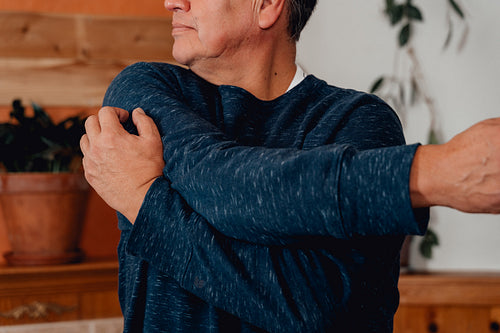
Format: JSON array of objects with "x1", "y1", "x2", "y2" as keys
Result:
[
  {"x1": 301, "y1": 76, "x2": 405, "y2": 148},
  {"x1": 297, "y1": 75, "x2": 395, "y2": 118},
  {"x1": 322, "y1": 78, "x2": 401, "y2": 128},
  {"x1": 103, "y1": 62, "x2": 216, "y2": 108},
  {"x1": 313, "y1": 76, "x2": 392, "y2": 110},
  {"x1": 110, "y1": 62, "x2": 200, "y2": 90}
]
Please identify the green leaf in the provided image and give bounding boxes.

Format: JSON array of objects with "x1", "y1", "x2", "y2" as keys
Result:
[
  {"x1": 386, "y1": 4, "x2": 405, "y2": 25},
  {"x1": 385, "y1": 0, "x2": 395, "y2": 13},
  {"x1": 0, "y1": 99, "x2": 86, "y2": 172},
  {"x1": 406, "y1": 4, "x2": 423, "y2": 21},
  {"x1": 428, "y1": 128, "x2": 440, "y2": 144},
  {"x1": 370, "y1": 76, "x2": 385, "y2": 93},
  {"x1": 9, "y1": 99, "x2": 26, "y2": 124},
  {"x1": 399, "y1": 23, "x2": 411, "y2": 47},
  {"x1": 419, "y1": 228, "x2": 440, "y2": 259},
  {"x1": 449, "y1": 0, "x2": 465, "y2": 19},
  {"x1": 32, "y1": 101, "x2": 54, "y2": 128}
]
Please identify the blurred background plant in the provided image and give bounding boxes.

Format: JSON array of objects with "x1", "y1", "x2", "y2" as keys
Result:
[
  {"x1": 0, "y1": 99, "x2": 86, "y2": 173},
  {"x1": 370, "y1": 0, "x2": 468, "y2": 259}
]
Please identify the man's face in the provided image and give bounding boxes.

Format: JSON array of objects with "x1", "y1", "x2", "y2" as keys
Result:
[{"x1": 165, "y1": 0, "x2": 260, "y2": 67}]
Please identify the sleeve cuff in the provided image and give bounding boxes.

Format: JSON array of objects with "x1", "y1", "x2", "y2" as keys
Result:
[{"x1": 339, "y1": 143, "x2": 429, "y2": 237}]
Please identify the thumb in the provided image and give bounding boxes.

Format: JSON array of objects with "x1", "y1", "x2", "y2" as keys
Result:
[{"x1": 132, "y1": 108, "x2": 161, "y2": 139}]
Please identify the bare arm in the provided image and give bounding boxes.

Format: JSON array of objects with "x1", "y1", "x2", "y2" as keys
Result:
[{"x1": 411, "y1": 118, "x2": 500, "y2": 213}]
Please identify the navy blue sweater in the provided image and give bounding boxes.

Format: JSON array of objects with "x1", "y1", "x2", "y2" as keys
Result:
[{"x1": 103, "y1": 62, "x2": 429, "y2": 332}]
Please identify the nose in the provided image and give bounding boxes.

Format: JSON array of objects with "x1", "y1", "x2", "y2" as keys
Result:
[{"x1": 164, "y1": 0, "x2": 190, "y2": 12}]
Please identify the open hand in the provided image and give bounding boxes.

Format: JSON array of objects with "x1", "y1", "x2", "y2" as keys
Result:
[{"x1": 80, "y1": 106, "x2": 165, "y2": 223}]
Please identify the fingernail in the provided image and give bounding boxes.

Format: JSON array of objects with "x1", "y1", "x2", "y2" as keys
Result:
[{"x1": 134, "y1": 108, "x2": 145, "y2": 114}]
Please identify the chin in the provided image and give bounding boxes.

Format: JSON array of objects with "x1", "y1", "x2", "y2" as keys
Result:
[
  {"x1": 172, "y1": 49, "x2": 191, "y2": 66},
  {"x1": 170, "y1": 38, "x2": 192, "y2": 62}
]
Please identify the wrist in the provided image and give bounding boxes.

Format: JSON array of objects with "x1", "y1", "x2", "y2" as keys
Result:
[
  {"x1": 120, "y1": 177, "x2": 158, "y2": 224},
  {"x1": 409, "y1": 144, "x2": 443, "y2": 208}
]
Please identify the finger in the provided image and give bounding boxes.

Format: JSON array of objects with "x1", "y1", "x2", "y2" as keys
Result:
[
  {"x1": 132, "y1": 108, "x2": 161, "y2": 139},
  {"x1": 80, "y1": 134, "x2": 90, "y2": 155},
  {"x1": 115, "y1": 107, "x2": 130, "y2": 123},
  {"x1": 98, "y1": 107, "x2": 129, "y2": 133},
  {"x1": 101, "y1": 106, "x2": 130, "y2": 123},
  {"x1": 84, "y1": 115, "x2": 101, "y2": 138}
]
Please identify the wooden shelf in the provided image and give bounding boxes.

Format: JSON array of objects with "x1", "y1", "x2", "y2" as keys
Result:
[
  {"x1": 0, "y1": 259, "x2": 121, "y2": 325},
  {"x1": 3, "y1": 263, "x2": 499, "y2": 331},
  {"x1": 396, "y1": 272, "x2": 500, "y2": 333}
]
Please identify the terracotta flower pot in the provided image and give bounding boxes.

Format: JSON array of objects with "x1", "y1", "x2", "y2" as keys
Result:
[{"x1": 0, "y1": 172, "x2": 90, "y2": 266}]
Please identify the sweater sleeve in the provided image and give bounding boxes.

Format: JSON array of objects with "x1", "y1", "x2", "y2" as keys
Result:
[{"x1": 105, "y1": 62, "x2": 428, "y2": 245}]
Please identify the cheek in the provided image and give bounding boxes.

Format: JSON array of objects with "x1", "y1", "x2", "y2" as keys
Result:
[
  {"x1": 199, "y1": 20, "x2": 253, "y2": 54},
  {"x1": 197, "y1": 19, "x2": 230, "y2": 48}
]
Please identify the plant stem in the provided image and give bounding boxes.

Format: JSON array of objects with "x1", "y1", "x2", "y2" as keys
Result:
[{"x1": 406, "y1": 46, "x2": 439, "y2": 138}]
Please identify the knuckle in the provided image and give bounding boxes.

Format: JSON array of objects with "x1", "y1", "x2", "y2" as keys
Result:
[
  {"x1": 79, "y1": 134, "x2": 87, "y2": 146},
  {"x1": 84, "y1": 115, "x2": 96, "y2": 127},
  {"x1": 99, "y1": 106, "x2": 113, "y2": 114}
]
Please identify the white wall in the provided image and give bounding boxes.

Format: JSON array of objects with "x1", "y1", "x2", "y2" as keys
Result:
[{"x1": 297, "y1": 0, "x2": 500, "y2": 271}]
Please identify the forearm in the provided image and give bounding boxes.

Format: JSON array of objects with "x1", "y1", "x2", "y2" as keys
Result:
[
  {"x1": 410, "y1": 119, "x2": 500, "y2": 214},
  {"x1": 158, "y1": 96, "x2": 428, "y2": 239},
  {"x1": 124, "y1": 177, "x2": 349, "y2": 332},
  {"x1": 106, "y1": 62, "x2": 428, "y2": 243},
  {"x1": 159, "y1": 106, "x2": 428, "y2": 240}
]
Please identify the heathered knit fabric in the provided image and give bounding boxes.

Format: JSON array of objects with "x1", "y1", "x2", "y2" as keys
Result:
[{"x1": 103, "y1": 62, "x2": 429, "y2": 332}]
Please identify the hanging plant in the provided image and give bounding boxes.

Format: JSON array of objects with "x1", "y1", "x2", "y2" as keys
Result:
[{"x1": 370, "y1": 0, "x2": 467, "y2": 259}]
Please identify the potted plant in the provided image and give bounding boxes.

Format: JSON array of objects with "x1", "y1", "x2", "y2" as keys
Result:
[{"x1": 0, "y1": 99, "x2": 89, "y2": 266}]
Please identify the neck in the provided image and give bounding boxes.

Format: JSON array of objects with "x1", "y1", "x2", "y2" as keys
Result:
[{"x1": 190, "y1": 38, "x2": 297, "y2": 101}]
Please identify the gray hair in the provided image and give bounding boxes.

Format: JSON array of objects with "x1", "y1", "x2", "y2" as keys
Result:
[{"x1": 286, "y1": 0, "x2": 317, "y2": 41}]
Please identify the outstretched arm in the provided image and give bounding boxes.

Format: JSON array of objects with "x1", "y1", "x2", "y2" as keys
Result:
[
  {"x1": 83, "y1": 63, "x2": 500, "y2": 244},
  {"x1": 410, "y1": 118, "x2": 500, "y2": 214},
  {"x1": 89, "y1": 62, "x2": 431, "y2": 243}
]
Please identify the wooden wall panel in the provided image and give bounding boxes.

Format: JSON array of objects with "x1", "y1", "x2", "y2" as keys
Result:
[
  {"x1": 0, "y1": 12, "x2": 78, "y2": 58},
  {"x1": 0, "y1": 0, "x2": 169, "y2": 18},
  {"x1": 82, "y1": 16, "x2": 174, "y2": 62},
  {"x1": 0, "y1": 12, "x2": 175, "y2": 107},
  {"x1": 0, "y1": 8, "x2": 175, "y2": 263},
  {"x1": 0, "y1": 59, "x2": 123, "y2": 106}
]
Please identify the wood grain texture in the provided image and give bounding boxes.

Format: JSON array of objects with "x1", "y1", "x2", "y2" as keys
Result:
[
  {"x1": 395, "y1": 273, "x2": 500, "y2": 333},
  {"x1": 398, "y1": 273, "x2": 500, "y2": 306},
  {"x1": 0, "y1": 12, "x2": 78, "y2": 58},
  {"x1": 0, "y1": 260, "x2": 120, "y2": 325},
  {"x1": 0, "y1": 12, "x2": 175, "y2": 106},
  {"x1": 81, "y1": 15, "x2": 174, "y2": 62},
  {"x1": 0, "y1": 0, "x2": 170, "y2": 18},
  {"x1": 0, "y1": 59, "x2": 121, "y2": 106}
]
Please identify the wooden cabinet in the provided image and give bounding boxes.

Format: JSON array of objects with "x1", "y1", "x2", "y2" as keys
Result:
[
  {"x1": 395, "y1": 273, "x2": 500, "y2": 333},
  {"x1": 0, "y1": 260, "x2": 121, "y2": 326},
  {"x1": 2, "y1": 264, "x2": 499, "y2": 330}
]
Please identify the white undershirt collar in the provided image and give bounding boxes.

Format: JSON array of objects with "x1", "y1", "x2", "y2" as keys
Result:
[{"x1": 286, "y1": 65, "x2": 307, "y2": 92}]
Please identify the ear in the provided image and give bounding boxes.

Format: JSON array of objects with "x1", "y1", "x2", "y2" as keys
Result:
[{"x1": 258, "y1": 0, "x2": 286, "y2": 30}]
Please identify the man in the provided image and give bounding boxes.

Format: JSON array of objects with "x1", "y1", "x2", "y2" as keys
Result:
[{"x1": 80, "y1": 0, "x2": 500, "y2": 331}]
